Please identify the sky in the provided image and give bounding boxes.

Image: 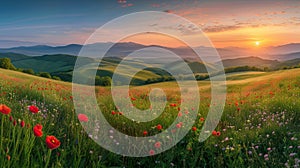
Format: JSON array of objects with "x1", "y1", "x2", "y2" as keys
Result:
[{"x1": 0, "y1": 0, "x2": 299, "y2": 48}]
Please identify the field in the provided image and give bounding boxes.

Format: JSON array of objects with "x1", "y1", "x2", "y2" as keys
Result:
[{"x1": 0, "y1": 68, "x2": 299, "y2": 167}]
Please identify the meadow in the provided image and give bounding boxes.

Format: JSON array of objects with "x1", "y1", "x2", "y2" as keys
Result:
[{"x1": 0, "y1": 68, "x2": 299, "y2": 167}]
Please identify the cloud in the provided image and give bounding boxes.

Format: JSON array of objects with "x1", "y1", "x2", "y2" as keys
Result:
[
  {"x1": 0, "y1": 25, "x2": 63, "y2": 31},
  {"x1": 202, "y1": 25, "x2": 241, "y2": 33},
  {"x1": 117, "y1": 0, "x2": 127, "y2": 4},
  {"x1": 121, "y1": 3, "x2": 133, "y2": 8}
]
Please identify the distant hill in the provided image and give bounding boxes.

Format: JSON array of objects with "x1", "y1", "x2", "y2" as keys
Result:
[
  {"x1": 0, "y1": 44, "x2": 82, "y2": 56},
  {"x1": 0, "y1": 52, "x2": 31, "y2": 61},
  {"x1": 1, "y1": 42, "x2": 300, "y2": 61},
  {"x1": 267, "y1": 52, "x2": 300, "y2": 61},
  {"x1": 275, "y1": 58, "x2": 300, "y2": 69},
  {"x1": 266, "y1": 43, "x2": 300, "y2": 55},
  {"x1": 11, "y1": 54, "x2": 96, "y2": 73},
  {"x1": 2, "y1": 50, "x2": 300, "y2": 85},
  {"x1": 0, "y1": 40, "x2": 59, "y2": 48},
  {"x1": 220, "y1": 56, "x2": 280, "y2": 68}
]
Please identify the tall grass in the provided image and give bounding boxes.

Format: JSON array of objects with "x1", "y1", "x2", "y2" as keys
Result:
[{"x1": 0, "y1": 68, "x2": 299, "y2": 167}]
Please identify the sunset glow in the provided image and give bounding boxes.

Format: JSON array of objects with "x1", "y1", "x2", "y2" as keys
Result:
[
  {"x1": 0, "y1": 0, "x2": 299, "y2": 49},
  {"x1": 255, "y1": 41, "x2": 261, "y2": 46}
]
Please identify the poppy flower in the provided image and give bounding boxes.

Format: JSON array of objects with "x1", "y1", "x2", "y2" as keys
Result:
[
  {"x1": 33, "y1": 124, "x2": 43, "y2": 137},
  {"x1": 200, "y1": 117, "x2": 205, "y2": 122},
  {"x1": 212, "y1": 130, "x2": 221, "y2": 136},
  {"x1": 149, "y1": 149, "x2": 155, "y2": 155},
  {"x1": 154, "y1": 142, "x2": 161, "y2": 148},
  {"x1": 111, "y1": 111, "x2": 116, "y2": 115},
  {"x1": 29, "y1": 105, "x2": 39, "y2": 114},
  {"x1": 170, "y1": 103, "x2": 177, "y2": 107},
  {"x1": 78, "y1": 114, "x2": 89, "y2": 122},
  {"x1": 20, "y1": 120, "x2": 25, "y2": 128},
  {"x1": 45, "y1": 135, "x2": 61, "y2": 150},
  {"x1": 143, "y1": 131, "x2": 148, "y2": 136},
  {"x1": 192, "y1": 127, "x2": 197, "y2": 131},
  {"x1": 0, "y1": 104, "x2": 11, "y2": 115},
  {"x1": 156, "y1": 124, "x2": 162, "y2": 131}
]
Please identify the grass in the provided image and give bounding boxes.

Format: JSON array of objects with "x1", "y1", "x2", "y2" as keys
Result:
[{"x1": 0, "y1": 68, "x2": 299, "y2": 167}]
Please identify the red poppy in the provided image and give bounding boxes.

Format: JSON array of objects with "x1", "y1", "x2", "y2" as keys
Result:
[
  {"x1": 170, "y1": 103, "x2": 177, "y2": 107},
  {"x1": 212, "y1": 130, "x2": 221, "y2": 136},
  {"x1": 111, "y1": 111, "x2": 116, "y2": 115},
  {"x1": 45, "y1": 135, "x2": 61, "y2": 150},
  {"x1": 192, "y1": 127, "x2": 197, "y2": 131},
  {"x1": 176, "y1": 123, "x2": 181, "y2": 128},
  {"x1": 156, "y1": 124, "x2": 162, "y2": 131},
  {"x1": 29, "y1": 105, "x2": 39, "y2": 113},
  {"x1": 0, "y1": 104, "x2": 11, "y2": 115},
  {"x1": 143, "y1": 131, "x2": 148, "y2": 136},
  {"x1": 235, "y1": 102, "x2": 239, "y2": 107},
  {"x1": 149, "y1": 149, "x2": 155, "y2": 155},
  {"x1": 78, "y1": 114, "x2": 89, "y2": 122},
  {"x1": 154, "y1": 142, "x2": 161, "y2": 148},
  {"x1": 200, "y1": 117, "x2": 205, "y2": 122},
  {"x1": 20, "y1": 120, "x2": 25, "y2": 128},
  {"x1": 33, "y1": 124, "x2": 43, "y2": 137}
]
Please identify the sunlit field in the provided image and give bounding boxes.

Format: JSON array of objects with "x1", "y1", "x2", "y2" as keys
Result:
[{"x1": 0, "y1": 68, "x2": 299, "y2": 167}]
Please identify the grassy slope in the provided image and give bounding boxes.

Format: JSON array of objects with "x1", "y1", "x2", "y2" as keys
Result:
[{"x1": 0, "y1": 68, "x2": 299, "y2": 167}]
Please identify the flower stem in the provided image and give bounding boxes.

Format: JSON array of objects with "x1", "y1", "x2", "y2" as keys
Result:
[
  {"x1": 0, "y1": 115, "x2": 4, "y2": 151},
  {"x1": 45, "y1": 149, "x2": 52, "y2": 168}
]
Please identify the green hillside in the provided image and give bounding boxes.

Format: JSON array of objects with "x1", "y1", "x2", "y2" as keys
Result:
[
  {"x1": 0, "y1": 52, "x2": 30, "y2": 61},
  {"x1": 0, "y1": 68, "x2": 299, "y2": 167}
]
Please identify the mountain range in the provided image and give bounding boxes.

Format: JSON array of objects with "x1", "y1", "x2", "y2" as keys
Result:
[
  {"x1": 0, "y1": 42, "x2": 300, "y2": 85},
  {"x1": 1, "y1": 42, "x2": 300, "y2": 61}
]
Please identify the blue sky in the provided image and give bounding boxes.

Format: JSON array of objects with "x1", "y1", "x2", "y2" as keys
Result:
[{"x1": 0, "y1": 0, "x2": 299, "y2": 47}]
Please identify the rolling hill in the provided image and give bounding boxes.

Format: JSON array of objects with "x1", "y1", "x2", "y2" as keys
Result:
[
  {"x1": 1, "y1": 51, "x2": 300, "y2": 86},
  {"x1": 1, "y1": 42, "x2": 300, "y2": 61},
  {"x1": 220, "y1": 56, "x2": 280, "y2": 68}
]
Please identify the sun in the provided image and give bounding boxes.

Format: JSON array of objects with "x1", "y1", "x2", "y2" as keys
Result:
[{"x1": 255, "y1": 41, "x2": 261, "y2": 46}]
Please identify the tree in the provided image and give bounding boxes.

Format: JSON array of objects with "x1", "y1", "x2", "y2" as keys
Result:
[
  {"x1": 22, "y1": 69, "x2": 35, "y2": 75},
  {"x1": 52, "y1": 76, "x2": 61, "y2": 81},
  {"x1": 95, "y1": 76, "x2": 112, "y2": 86},
  {"x1": 0, "y1": 58, "x2": 16, "y2": 70},
  {"x1": 39, "y1": 72, "x2": 51, "y2": 78}
]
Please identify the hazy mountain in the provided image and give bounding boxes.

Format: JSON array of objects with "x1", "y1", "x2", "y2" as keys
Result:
[
  {"x1": 0, "y1": 44, "x2": 82, "y2": 56},
  {"x1": 1, "y1": 42, "x2": 300, "y2": 62},
  {"x1": 220, "y1": 56, "x2": 280, "y2": 68},
  {"x1": 0, "y1": 52, "x2": 31, "y2": 61},
  {"x1": 266, "y1": 43, "x2": 300, "y2": 55},
  {"x1": 266, "y1": 52, "x2": 300, "y2": 61},
  {"x1": 275, "y1": 58, "x2": 300, "y2": 68},
  {"x1": 0, "y1": 40, "x2": 59, "y2": 48}
]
